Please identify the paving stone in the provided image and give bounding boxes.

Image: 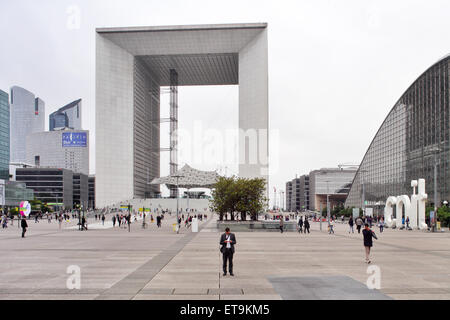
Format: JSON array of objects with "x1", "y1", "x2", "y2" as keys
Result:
[
  {"x1": 173, "y1": 288, "x2": 208, "y2": 295},
  {"x1": 208, "y1": 288, "x2": 243, "y2": 295}
]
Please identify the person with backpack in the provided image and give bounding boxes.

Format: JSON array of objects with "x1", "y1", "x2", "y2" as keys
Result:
[{"x1": 362, "y1": 223, "x2": 378, "y2": 263}]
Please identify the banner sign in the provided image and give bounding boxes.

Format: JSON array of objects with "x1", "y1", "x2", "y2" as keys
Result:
[
  {"x1": 352, "y1": 208, "x2": 360, "y2": 219},
  {"x1": 62, "y1": 132, "x2": 87, "y2": 147}
]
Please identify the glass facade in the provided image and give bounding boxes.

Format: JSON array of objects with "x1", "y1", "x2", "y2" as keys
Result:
[
  {"x1": 49, "y1": 99, "x2": 81, "y2": 131},
  {"x1": 346, "y1": 55, "x2": 450, "y2": 209},
  {"x1": 0, "y1": 90, "x2": 9, "y2": 180},
  {"x1": 16, "y1": 168, "x2": 74, "y2": 208}
]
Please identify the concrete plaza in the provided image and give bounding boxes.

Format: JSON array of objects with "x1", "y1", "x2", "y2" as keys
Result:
[{"x1": 0, "y1": 214, "x2": 449, "y2": 300}]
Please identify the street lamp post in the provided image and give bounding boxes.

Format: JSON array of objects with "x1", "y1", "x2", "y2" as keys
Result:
[
  {"x1": 428, "y1": 147, "x2": 441, "y2": 232},
  {"x1": 325, "y1": 180, "x2": 331, "y2": 227},
  {"x1": 172, "y1": 174, "x2": 184, "y2": 234}
]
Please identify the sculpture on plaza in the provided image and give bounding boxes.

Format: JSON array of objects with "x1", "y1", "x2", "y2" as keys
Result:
[{"x1": 384, "y1": 179, "x2": 428, "y2": 229}]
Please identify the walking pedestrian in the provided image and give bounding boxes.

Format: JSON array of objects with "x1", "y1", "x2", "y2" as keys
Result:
[
  {"x1": 21, "y1": 216, "x2": 28, "y2": 238},
  {"x1": 101, "y1": 214, "x2": 105, "y2": 225},
  {"x1": 126, "y1": 214, "x2": 131, "y2": 232},
  {"x1": 356, "y1": 216, "x2": 363, "y2": 234},
  {"x1": 348, "y1": 216, "x2": 354, "y2": 233},
  {"x1": 220, "y1": 227, "x2": 236, "y2": 276},
  {"x1": 298, "y1": 217, "x2": 303, "y2": 233},
  {"x1": 304, "y1": 218, "x2": 310, "y2": 234},
  {"x1": 112, "y1": 215, "x2": 116, "y2": 227},
  {"x1": 362, "y1": 223, "x2": 378, "y2": 264},
  {"x1": 379, "y1": 217, "x2": 384, "y2": 233},
  {"x1": 156, "y1": 215, "x2": 161, "y2": 228},
  {"x1": 329, "y1": 219, "x2": 335, "y2": 234},
  {"x1": 279, "y1": 215, "x2": 284, "y2": 233}
]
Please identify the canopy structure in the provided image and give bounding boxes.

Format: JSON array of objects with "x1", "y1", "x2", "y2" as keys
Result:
[{"x1": 150, "y1": 164, "x2": 220, "y2": 189}]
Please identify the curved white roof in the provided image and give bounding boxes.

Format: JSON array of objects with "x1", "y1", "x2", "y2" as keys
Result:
[{"x1": 150, "y1": 164, "x2": 220, "y2": 189}]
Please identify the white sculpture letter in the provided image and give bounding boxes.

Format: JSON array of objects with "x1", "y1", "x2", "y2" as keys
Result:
[
  {"x1": 396, "y1": 195, "x2": 411, "y2": 228},
  {"x1": 384, "y1": 196, "x2": 397, "y2": 228},
  {"x1": 417, "y1": 179, "x2": 428, "y2": 229}
]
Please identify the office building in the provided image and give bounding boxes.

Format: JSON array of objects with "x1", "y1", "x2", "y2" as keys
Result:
[
  {"x1": 285, "y1": 175, "x2": 310, "y2": 212},
  {"x1": 10, "y1": 86, "x2": 45, "y2": 163},
  {"x1": 309, "y1": 168, "x2": 356, "y2": 211},
  {"x1": 286, "y1": 181, "x2": 292, "y2": 211},
  {"x1": 49, "y1": 99, "x2": 82, "y2": 131},
  {"x1": 0, "y1": 90, "x2": 10, "y2": 180},
  {"x1": 73, "y1": 173, "x2": 89, "y2": 209},
  {"x1": 26, "y1": 129, "x2": 89, "y2": 175},
  {"x1": 346, "y1": 54, "x2": 450, "y2": 209},
  {"x1": 88, "y1": 175, "x2": 95, "y2": 209},
  {"x1": 15, "y1": 167, "x2": 74, "y2": 208},
  {"x1": 4, "y1": 181, "x2": 34, "y2": 206},
  {"x1": 96, "y1": 23, "x2": 269, "y2": 207}
]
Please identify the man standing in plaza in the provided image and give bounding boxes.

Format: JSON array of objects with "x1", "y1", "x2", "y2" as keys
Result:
[
  {"x1": 279, "y1": 215, "x2": 284, "y2": 233},
  {"x1": 220, "y1": 227, "x2": 236, "y2": 276}
]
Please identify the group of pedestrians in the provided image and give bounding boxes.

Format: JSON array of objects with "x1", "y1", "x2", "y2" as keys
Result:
[
  {"x1": 112, "y1": 213, "x2": 131, "y2": 230},
  {"x1": 297, "y1": 216, "x2": 310, "y2": 234}
]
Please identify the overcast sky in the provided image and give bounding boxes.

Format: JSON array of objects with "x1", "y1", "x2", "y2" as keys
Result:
[{"x1": 1, "y1": 0, "x2": 450, "y2": 207}]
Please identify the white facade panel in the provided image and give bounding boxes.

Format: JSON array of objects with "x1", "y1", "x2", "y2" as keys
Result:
[{"x1": 96, "y1": 33, "x2": 135, "y2": 208}]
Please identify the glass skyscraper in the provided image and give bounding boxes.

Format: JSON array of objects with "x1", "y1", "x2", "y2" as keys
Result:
[
  {"x1": 346, "y1": 54, "x2": 450, "y2": 209},
  {"x1": 49, "y1": 99, "x2": 81, "y2": 131},
  {"x1": 0, "y1": 90, "x2": 10, "y2": 180},
  {"x1": 9, "y1": 86, "x2": 45, "y2": 164}
]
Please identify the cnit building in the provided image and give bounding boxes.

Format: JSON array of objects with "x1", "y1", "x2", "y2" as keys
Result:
[
  {"x1": 346, "y1": 54, "x2": 450, "y2": 209},
  {"x1": 96, "y1": 23, "x2": 269, "y2": 208}
]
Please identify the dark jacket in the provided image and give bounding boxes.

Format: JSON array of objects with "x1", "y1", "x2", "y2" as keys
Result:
[
  {"x1": 304, "y1": 219, "x2": 310, "y2": 228},
  {"x1": 21, "y1": 219, "x2": 28, "y2": 228},
  {"x1": 220, "y1": 233, "x2": 237, "y2": 253},
  {"x1": 362, "y1": 228, "x2": 378, "y2": 247}
]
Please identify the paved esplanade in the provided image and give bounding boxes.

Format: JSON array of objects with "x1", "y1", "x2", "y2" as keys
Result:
[{"x1": 0, "y1": 215, "x2": 450, "y2": 300}]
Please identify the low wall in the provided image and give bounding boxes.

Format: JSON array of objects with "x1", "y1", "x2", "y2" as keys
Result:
[
  {"x1": 118, "y1": 198, "x2": 211, "y2": 212},
  {"x1": 217, "y1": 220, "x2": 298, "y2": 232}
]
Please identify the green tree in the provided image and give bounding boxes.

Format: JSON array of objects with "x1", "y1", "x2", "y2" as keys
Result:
[
  {"x1": 210, "y1": 176, "x2": 267, "y2": 221},
  {"x1": 437, "y1": 206, "x2": 450, "y2": 227}
]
